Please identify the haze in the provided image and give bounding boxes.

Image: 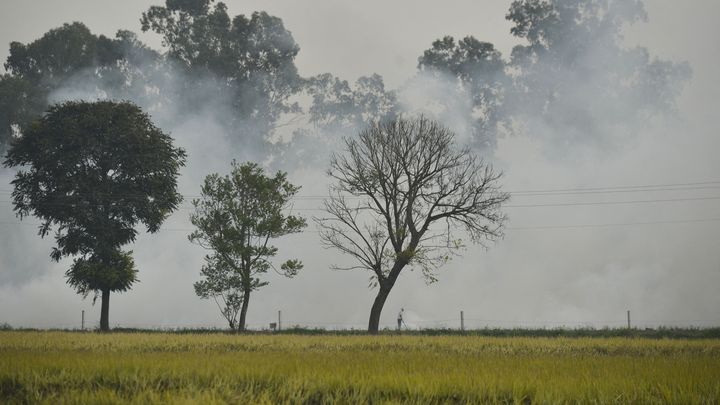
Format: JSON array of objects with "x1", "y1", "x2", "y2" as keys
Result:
[{"x1": 0, "y1": 0, "x2": 718, "y2": 330}]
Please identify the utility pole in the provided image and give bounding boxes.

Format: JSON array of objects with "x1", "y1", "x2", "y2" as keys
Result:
[
  {"x1": 81, "y1": 310, "x2": 85, "y2": 331},
  {"x1": 278, "y1": 310, "x2": 282, "y2": 331},
  {"x1": 627, "y1": 310, "x2": 631, "y2": 329},
  {"x1": 460, "y1": 310, "x2": 465, "y2": 332}
]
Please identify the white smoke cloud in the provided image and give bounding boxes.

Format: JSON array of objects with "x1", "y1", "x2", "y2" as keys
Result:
[{"x1": 1, "y1": 0, "x2": 719, "y2": 331}]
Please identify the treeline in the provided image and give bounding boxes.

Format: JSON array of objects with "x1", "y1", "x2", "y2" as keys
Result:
[
  {"x1": 0, "y1": 0, "x2": 694, "y2": 334},
  {"x1": 0, "y1": 0, "x2": 689, "y2": 156},
  {"x1": 3, "y1": 323, "x2": 720, "y2": 340}
]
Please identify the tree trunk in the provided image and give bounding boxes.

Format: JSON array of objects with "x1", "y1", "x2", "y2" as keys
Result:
[
  {"x1": 368, "y1": 284, "x2": 392, "y2": 334},
  {"x1": 238, "y1": 289, "x2": 251, "y2": 332},
  {"x1": 100, "y1": 289, "x2": 110, "y2": 332},
  {"x1": 368, "y1": 257, "x2": 410, "y2": 334}
]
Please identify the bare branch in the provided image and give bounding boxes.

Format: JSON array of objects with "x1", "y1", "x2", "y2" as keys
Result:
[{"x1": 317, "y1": 116, "x2": 509, "y2": 287}]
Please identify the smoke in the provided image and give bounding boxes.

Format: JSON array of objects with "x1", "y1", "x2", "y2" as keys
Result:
[
  {"x1": 397, "y1": 70, "x2": 477, "y2": 147},
  {"x1": 0, "y1": 38, "x2": 284, "y2": 326},
  {"x1": 1, "y1": 0, "x2": 719, "y2": 330},
  {"x1": 362, "y1": 0, "x2": 719, "y2": 329}
]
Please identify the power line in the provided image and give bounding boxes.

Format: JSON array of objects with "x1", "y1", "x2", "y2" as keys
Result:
[
  {"x1": 506, "y1": 217, "x2": 720, "y2": 230},
  {"x1": 2, "y1": 194, "x2": 720, "y2": 210},
  {"x1": 511, "y1": 184, "x2": 720, "y2": 197},
  {"x1": 2, "y1": 216, "x2": 719, "y2": 232},
  {"x1": 507, "y1": 180, "x2": 720, "y2": 194},
  {"x1": 504, "y1": 196, "x2": 720, "y2": 208},
  {"x1": 289, "y1": 181, "x2": 720, "y2": 199},
  {"x1": 1, "y1": 179, "x2": 719, "y2": 200}
]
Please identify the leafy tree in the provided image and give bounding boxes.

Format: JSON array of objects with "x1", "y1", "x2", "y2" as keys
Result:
[
  {"x1": 3, "y1": 101, "x2": 186, "y2": 331},
  {"x1": 279, "y1": 73, "x2": 398, "y2": 168},
  {"x1": 141, "y1": 0, "x2": 302, "y2": 144},
  {"x1": 418, "y1": 0, "x2": 690, "y2": 150},
  {"x1": 505, "y1": 0, "x2": 691, "y2": 146},
  {"x1": 418, "y1": 36, "x2": 508, "y2": 150},
  {"x1": 0, "y1": 22, "x2": 161, "y2": 154},
  {"x1": 306, "y1": 73, "x2": 397, "y2": 132},
  {"x1": 0, "y1": 74, "x2": 43, "y2": 153},
  {"x1": 317, "y1": 117, "x2": 509, "y2": 334},
  {"x1": 189, "y1": 161, "x2": 306, "y2": 331}
]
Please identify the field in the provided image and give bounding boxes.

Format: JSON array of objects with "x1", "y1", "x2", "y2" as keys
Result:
[{"x1": 1, "y1": 331, "x2": 719, "y2": 404}]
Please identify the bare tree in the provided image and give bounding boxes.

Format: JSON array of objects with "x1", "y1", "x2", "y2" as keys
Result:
[{"x1": 316, "y1": 116, "x2": 509, "y2": 334}]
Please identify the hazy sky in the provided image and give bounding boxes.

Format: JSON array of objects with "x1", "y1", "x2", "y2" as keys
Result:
[{"x1": 1, "y1": 0, "x2": 719, "y2": 330}]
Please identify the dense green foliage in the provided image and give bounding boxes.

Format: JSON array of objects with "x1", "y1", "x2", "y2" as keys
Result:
[
  {"x1": 0, "y1": 332, "x2": 718, "y2": 404},
  {"x1": 3, "y1": 101, "x2": 186, "y2": 330},
  {"x1": 0, "y1": 23, "x2": 159, "y2": 152},
  {"x1": 189, "y1": 161, "x2": 306, "y2": 331}
]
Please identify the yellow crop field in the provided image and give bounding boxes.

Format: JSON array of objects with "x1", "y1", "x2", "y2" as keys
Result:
[{"x1": 1, "y1": 331, "x2": 719, "y2": 404}]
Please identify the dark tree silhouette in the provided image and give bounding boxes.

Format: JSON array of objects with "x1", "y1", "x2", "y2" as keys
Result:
[
  {"x1": 317, "y1": 117, "x2": 509, "y2": 334},
  {"x1": 3, "y1": 100, "x2": 186, "y2": 331}
]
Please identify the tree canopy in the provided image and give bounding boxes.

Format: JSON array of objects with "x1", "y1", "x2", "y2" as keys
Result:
[
  {"x1": 306, "y1": 73, "x2": 397, "y2": 132},
  {"x1": 417, "y1": 0, "x2": 690, "y2": 150},
  {"x1": 3, "y1": 100, "x2": 186, "y2": 330},
  {"x1": 278, "y1": 73, "x2": 398, "y2": 169},
  {"x1": 142, "y1": 0, "x2": 302, "y2": 143},
  {"x1": 0, "y1": 22, "x2": 161, "y2": 154},
  {"x1": 418, "y1": 36, "x2": 508, "y2": 150},
  {"x1": 505, "y1": 0, "x2": 691, "y2": 146}
]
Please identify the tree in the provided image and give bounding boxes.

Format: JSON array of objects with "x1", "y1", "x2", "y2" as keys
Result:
[
  {"x1": 278, "y1": 73, "x2": 398, "y2": 169},
  {"x1": 417, "y1": 0, "x2": 690, "y2": 150},
  {"x1": 189, "y1": 161, "x2": 306, "y2": 331},
  {"x1": 418, "y1": 36, "x2": 508, "y2": 150},
  {"x1": 505, "y1": 0, "x2": 690, "y2": 146},
  {"x1": 141, "y1": 0, "x2": 302, "y2": 144},
  {"x1": 0, "y1": 74, "x2": 43, "y2": 153},
  {"x1": 317, "y1": 117, "x2": 509, "y2": 334},
  {"x1": 306, "y1": 73, "x2": 397, "y2": 132},
  {"x1": 0, "y1": 22, "x2": 162, "y2": 155},
  {"x1": 3, "y1": 100, "x2": 186, "y2": 331}
]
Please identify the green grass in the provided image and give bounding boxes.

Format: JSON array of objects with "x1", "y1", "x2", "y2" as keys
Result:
[{"x1": 1, "y1": 331, "x2": 719, "y2": 404}]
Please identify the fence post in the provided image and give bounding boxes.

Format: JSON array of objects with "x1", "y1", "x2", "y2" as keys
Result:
[{"x1": 460, "y1": 310, "x2": 465, "y2": 332}]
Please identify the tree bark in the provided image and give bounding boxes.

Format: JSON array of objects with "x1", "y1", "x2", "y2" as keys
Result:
[
  {"x1": 368, "y1": 284, "x2": 392, "y2": 334},
  {"x1": 238, "y1": 289, "x2": 251, "y2": 332},
  {"x1": 368, "y1": 258, "x2": 410, "y2": 334},
  {"x1": 100, "y1": 289, "x2": 110, "y2": 332}
]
